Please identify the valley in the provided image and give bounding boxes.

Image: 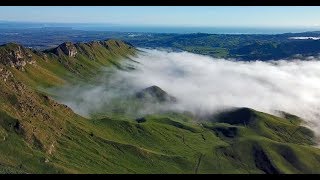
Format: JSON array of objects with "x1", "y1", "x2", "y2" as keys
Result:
[{"x1": 0, "y1": 39, "x2": 320, "y2": 174}]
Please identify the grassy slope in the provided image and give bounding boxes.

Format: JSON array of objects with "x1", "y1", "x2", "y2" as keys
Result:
[{"x1": 0, "y1": 41, "x2": 320, "y2": 174}]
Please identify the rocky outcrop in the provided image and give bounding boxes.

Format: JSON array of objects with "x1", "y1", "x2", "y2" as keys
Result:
[
  {"x1": 0, "y1": 39, "x2": 135, "y2": 73},
  {"x1": 56, "y1": 42, "x2": 78, "y2": 57},
  {"x1": 87, "y1": 41, "x2": 102, "y2": 48},
  {"x1": 0, "y1": 67, "x2": 13, "y2": 82},
  {"x1": 0, "y1": 43, "x2": 36, "y2": 71}
]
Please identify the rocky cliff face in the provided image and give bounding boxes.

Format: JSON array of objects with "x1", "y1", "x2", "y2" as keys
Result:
[
  {"x1": 0, "y1": 66, "x2": 13, "y2": 82},
  {"x1": 56, "y1": 42, "x2": 77, "y2": 58},
  {"x1": 0, "y1": 43, "x2": 36, "y2": 71}
]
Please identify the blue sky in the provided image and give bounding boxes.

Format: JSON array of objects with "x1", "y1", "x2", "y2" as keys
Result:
[{"x1": 0, "y1": 6, "x2": 320, "y2": 27}]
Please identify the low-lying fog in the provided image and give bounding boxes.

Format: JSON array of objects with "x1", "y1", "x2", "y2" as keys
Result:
[{"x1": 51, "y1": 48, "x2": 320, "y2": 133}]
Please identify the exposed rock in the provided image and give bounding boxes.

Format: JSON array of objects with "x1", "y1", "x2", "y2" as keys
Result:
[
  {"x1": 0, "y1": 67, "x2": 13, "y2": 82},
  {"x1": 26, "y1": 53, "x2": 32, "y2": 58},
  {"x1": 54, "y1": 42, "x2": 78, "y2": 58},
  {"x1": 48, "y1": 143, "x2": 55, "y2": 155},
  {"x1": 13, "y1": 46, "x2": 24, "y2": 59},
  {"x1": 88, "y1": 41, "x2": 101, "y2": 48},
  {"x1": 0, "y1": 43, "x2": 36, "y2": 70}
]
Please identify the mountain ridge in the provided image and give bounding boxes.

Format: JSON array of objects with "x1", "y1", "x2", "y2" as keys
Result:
[{"x1": 0, "y1": 39, "x2": 320, "y2": 174}]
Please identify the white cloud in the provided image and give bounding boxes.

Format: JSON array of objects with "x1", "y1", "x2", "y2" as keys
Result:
[{"x1": 52, "y1": 49, "x2": 320, "y2": 135}]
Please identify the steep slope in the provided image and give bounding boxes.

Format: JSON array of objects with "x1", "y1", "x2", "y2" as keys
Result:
[
  {"x1": 0, "y1": 39, "x2": 135, "y2": 88},
  {"x1": 203, "y1": 108, "x2": 320, "y2": 173},
  {"x1": 0, "y1": 40, "x2": 136, "y2": 173},
  {"x1": 0, "y1": 40, "x2": 320, "y2": 174}
]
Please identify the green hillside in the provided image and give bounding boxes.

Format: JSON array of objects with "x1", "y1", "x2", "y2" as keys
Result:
[{"x1": 0, "y1": 40, "x2": 319, "y2": 174}]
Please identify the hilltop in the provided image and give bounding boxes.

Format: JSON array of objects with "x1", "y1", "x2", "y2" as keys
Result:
[
  {"x1": 0, "y1": 40, "x2": 320, "y2": 174},
  {"x1": 136, "y1": 85, "x2": 177, "y2": 103}
]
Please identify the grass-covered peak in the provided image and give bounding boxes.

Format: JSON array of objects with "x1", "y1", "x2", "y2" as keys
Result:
[
  {"x1": 214, "y1": 107, "x2": 256, "y2": 126},
  {"x1": 136, "y1": 85, "x2": 177, "y2": 103}
]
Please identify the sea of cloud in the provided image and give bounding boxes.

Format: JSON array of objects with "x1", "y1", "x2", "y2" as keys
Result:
[{"x1": 51, "y1": 48, "x2": 320, "y2": 133}]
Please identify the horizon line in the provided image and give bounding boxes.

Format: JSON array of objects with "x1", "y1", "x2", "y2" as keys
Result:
[{"x1": 1, "y1": 20, "x2": 320, "y2": 29}]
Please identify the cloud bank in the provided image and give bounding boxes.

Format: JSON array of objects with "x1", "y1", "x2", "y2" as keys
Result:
[{"x1": 52, "y1": 48, "x2": 320, "y2": 133}]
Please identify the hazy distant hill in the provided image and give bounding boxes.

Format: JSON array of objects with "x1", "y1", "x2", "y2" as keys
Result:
[{"x1": 1, "y1": 27, "x2": 320, "y2": 60}]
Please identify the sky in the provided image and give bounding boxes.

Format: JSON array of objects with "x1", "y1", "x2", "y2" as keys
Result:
[{"x1": 0, "y1": 6, "x2": 320, "y2": 27}]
